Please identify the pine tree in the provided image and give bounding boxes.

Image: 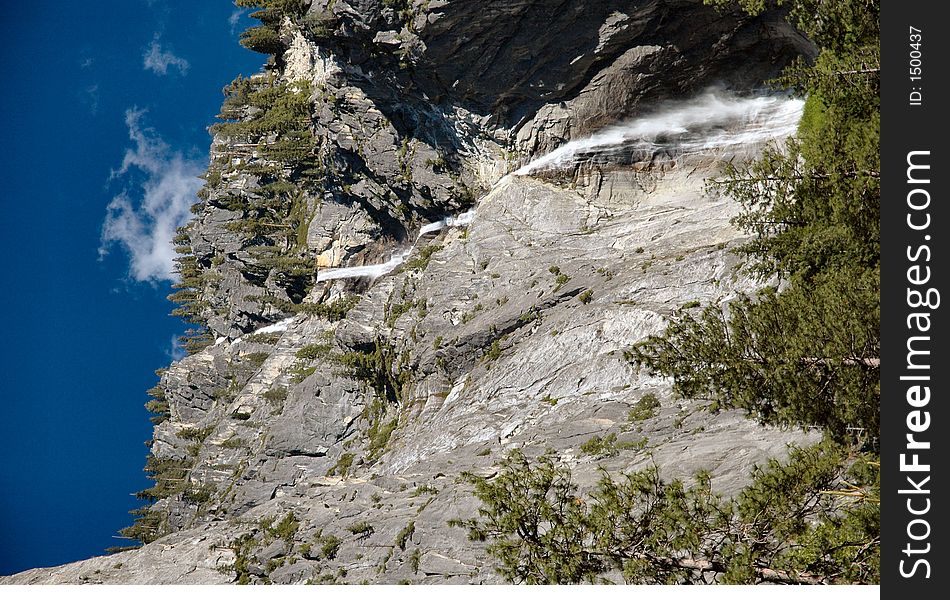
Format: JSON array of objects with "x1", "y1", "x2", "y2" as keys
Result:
[
  {"x1": 460, "y1": 0, "x2": 881, "y2": 584},
  {"x1": 454, "y1": 443, "x2": 878, "y2": 584}
]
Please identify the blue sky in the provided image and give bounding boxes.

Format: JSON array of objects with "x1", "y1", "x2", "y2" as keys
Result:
[{"x1": 0, "y1": 1, "x2": 265, "y2": 575}]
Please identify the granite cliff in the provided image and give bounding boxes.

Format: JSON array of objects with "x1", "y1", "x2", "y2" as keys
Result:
[{"x1": 5, "y1": 0, "x2": 822, "y2": 584}]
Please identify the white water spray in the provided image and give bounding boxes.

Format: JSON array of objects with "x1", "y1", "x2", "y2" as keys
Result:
[
  {"x1": 228, "y1": 316, "x2": 297, "y2": 346},
  {"x1": 316, "y1": 250, "x2": 412, "y2": 282},
  {"x1": 515, "y1": 91, "x2": 805, "y2": 176},
  {"x1": 416, "y1": 209, "x2": 477, "y2": 237},
  {"x1": 315, "y1": 209, "x2": 477, "y2": 282},
  {"x1": 253, "y1": 316, "x2": 296, "y2": 335}
]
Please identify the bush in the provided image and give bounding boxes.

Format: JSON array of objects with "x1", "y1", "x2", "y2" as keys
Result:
[
  {"x1": 394, "y1": 520, "x2": 415, "y2": 550},
  {"x1": 326, "y1": 452, "x2": 355, "y2": 477},
  {"x1": 346, "y1": 521, "x2": 374, "y2": 537},
  {"x1": 627, "y1": 393, "x2": 661, "y2": 422},
  {"x1": 404, "y1": 244, "x2": 442, "y2": 271},
  {"x1": 319, "y1": 534, "x2": 342, "y2": 559},
  {"x1": 239, "y1": 25, "x2": 284, "y2": 55},
  {"x1": 453, "y1": 443, "x2": 879, "y2": 584},
  {"x1": 262, "y1": 386, "x2": 288, "y2": 404}
]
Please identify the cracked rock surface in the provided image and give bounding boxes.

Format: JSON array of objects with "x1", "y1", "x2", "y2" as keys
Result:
[{"x1": 3, "y1": 0, "x2": 817, "y2": 585}]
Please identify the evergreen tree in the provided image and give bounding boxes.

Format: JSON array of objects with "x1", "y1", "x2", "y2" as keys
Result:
[
  {"x1": 454, "y1": 444, "x2": 878, "y2": 584},
  {"x1": 459, "y1": 0, "x2": 880, "y2": 584}
]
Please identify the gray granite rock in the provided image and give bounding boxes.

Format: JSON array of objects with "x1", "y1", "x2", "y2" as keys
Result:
[{"x1": 2, "y1": 0, "x2": 819, "y2": 585}]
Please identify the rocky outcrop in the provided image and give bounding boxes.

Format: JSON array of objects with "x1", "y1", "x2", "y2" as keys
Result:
[{"x1": 2, "y1": 0, "x2": 817, "y2": 585}]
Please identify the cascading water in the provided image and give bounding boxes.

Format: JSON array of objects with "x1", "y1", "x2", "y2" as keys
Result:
[
  {"x1": 316, "y1": 250, "x2": 412, "y2": 282},
  {"x1": 515, "y1": 90, "x2": 805, "y2": 176},
  {"x1": 315, "y1": 210, "x2": 477, "y2": 282},
  {"x1": 316, "y1": 91, "x2": 803, "y2": 284}
]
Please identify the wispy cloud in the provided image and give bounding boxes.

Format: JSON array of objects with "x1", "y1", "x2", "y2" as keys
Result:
[
  {"x1": 80, "y1": 83, "x2": 100, "y2": 115},
  {"x1": 166, "y1": 334, "x2": 187, "y2": 361},
  {"x1": 143, "y1": 35, "x2": 190, "y2": 76},
  {"x1": 99, "y1": 108, "x2": 203, "y2": 283},
  {"x1": 228, "y1": 8, "x2": 247, "y2": 35}
]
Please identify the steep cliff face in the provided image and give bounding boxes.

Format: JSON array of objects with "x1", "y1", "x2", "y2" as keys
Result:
[{"x1": 5, "y1": 0, "x2": 818, "y2": 584}]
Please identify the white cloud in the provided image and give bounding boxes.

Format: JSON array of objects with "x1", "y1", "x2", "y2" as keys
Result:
[
  {"x1": 229, "y1": 8, "x2": 247, "y2": 35},
  {"x1": 166, "y1": 335, "x2": 187, "y2": 361},
  {"x1": 99, "y1": 108, "x2": 203, "y2": 283},
  {"x1": 143, "y1": 36, "x2": 190, "y2": 76}
]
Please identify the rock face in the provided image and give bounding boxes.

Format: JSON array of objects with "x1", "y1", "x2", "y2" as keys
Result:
[{"x1": 2, "y1": 0, "x2": 818, "y2": 585}]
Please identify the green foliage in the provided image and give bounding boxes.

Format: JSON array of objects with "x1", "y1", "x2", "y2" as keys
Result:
[
  {"x1": 263, "y1": 386, "x2": 288, "y2": 405},
  {"x1": 317, "y1": 532, "x2": 343, "y2": 559},
  {"x1": 704, "y1": 0, "x2": 878, "y2": 55},
  {"x1": 135, "y1": 456, "x2": 193, "y2": 502},
  {"x1": 182, "y1": 483, "x2": 215, "y2": 505},
  {"x1": 577, "y1": 289, "x2": 593, "y2": 304},
  {"x1": 118, "y1": 506, "x2": 167, "y2": 546},
  {"x1": 410, "y1": 484, "x2": 438, "y2": 497},
  {"x1": 144, "y1": 399, "x2": 171, "y2": 425},
  {"x1": 347, "y1": 521, "x2": 375, "y2": 538},
  {"x1": 450, "y1": 451, "x2": 600, "y2": 584},
  {"x1": 302, "y1": 296, "x2": 358, "y2": 321},
  {"x1": 229, "y1": 533, "x2": 258, "y2": 585},
  {"x1": 265, "y1": 512, "x2": 299, "y2": 545},
  {"x1": 144, "y1": 384, "x2": 171, "y2": 425},
  {"x1": 404, "y1": 244, "x2": 442, "y2": 271},
  {"x1": 517, "y1": 306, "x2": 542, "y2": 325},
  {"x1": 296, "y1": 340, "x2": 333, "y2": 361},
  {"x1": 627, "y1": 393, "x2": 661, "y2": 422},
  {"x1": 178, "y1": 426, "x2": 214, "y2": 442},
  {"x1": 335, "y1": 341, "x2": 410, "y2": 405},
  {"x1": 394, "y1": 520, "x2": 415, "y2": 550},
  {"x1": 245, "y1": 351, "x2": 271, "y2": 367},
  {"x1": 327, "y1": 452, "x2": 355, "y2": 478},
  {"x1": 579, "y1": 433, "x2": 642, "y2": 458},
  {"x1": 628, "y1": 267, "x2": 879, "y2": 440},
  {"x1": 234, "y1": 0, "x2": 309, "y2": 56},
  {"x1": 287, "y1": 333, "x2": 334, "y2": 382},
  {"x1": 409, "y1": 548, "x2": 421, "y2": 574},
  {"x1": 239, "y1": 25, "x2": 284, "y2": 55},
  {"x1": 243, "y1": 332, "x2": 281, "y2": 345},
  {"x1": 221, "y1": 435, "x2": 246, "y2": 449},
  {"x1": 289, "y1": 364, "x2": 317, "y2": 383},
  {"x1": 218, "y1": 75, "x2": 254, "y2": 119},
  {"x1": 302, "y1": 9, "x2": 339, "y2": 39},
  {"x1": 236, "y1": 0, "x2": 307, "y2": 13},
  {"x1": 251, "y1": 295, "x2": 357, "y2": 322},
  {"x1": 455, "y1": 443, "x2": 878, "y2": 584},
  {"x1": 386, "y1": 299, "x2": 415, "y2": 327},
  {"x1": 483, "y1": 339, "x2": 502, "y2": 363},
  {"x1": 631, "y1": 0, "x2": 879, "y2": 446},
  {"x1": 367, "y1": 417, "x2": 398, "y2": 458},
  {"x1": 213, "y1": 81, "x2": 313, "y2": 138},
  {"x1": 332, "y1": 341, "x2": 411, "y2": 460}
]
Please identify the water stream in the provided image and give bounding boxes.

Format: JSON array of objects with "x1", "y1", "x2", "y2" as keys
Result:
[
  {"x1": 316, "y1": 91, "x2": 803, "y2": 282},
  {"x1": 515, "y1": 90, "x2": 804, "y2": 175}
]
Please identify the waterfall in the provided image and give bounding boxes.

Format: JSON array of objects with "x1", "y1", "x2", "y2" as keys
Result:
[
  {"x1": 515, "y1": 90, "x2": 805, "y2": 176},
  {"x1": 415, "y1": 209, "x2": 477, "y2": 237},
  {"x1": 315, "y1": 209, "x2": 478, "y2": 282},
  {"x1": 313, "y1": 92, "x2": 803, "y2": 284},
  {"x1": 316, "y1": 250, "x2": 412, "y2": 282}
]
